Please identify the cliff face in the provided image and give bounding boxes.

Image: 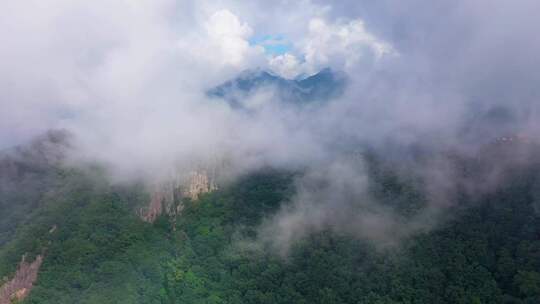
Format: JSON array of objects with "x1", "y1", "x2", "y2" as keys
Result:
[
  {"x1": 185, "y1": 170, "x2": 218, "y2": 201},
  {"x1": 0, "y1": 254, "x2": 43, "y2": 304},
  {"x1": 139, "y1": 169, "x2": 218, "y2": 223},
  {"x1": 140, "y1": 189, "x2": 171, "y2": 223}
]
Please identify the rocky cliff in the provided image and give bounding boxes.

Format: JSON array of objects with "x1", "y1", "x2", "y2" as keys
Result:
[
  {"x1": 139, "y1": 167, "x2": 219, "y2": 223},
  {"x1": 185, "y1": 170, "x2": 218, "y2": 201}
]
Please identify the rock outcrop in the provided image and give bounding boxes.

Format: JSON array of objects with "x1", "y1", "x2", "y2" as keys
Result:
[
  {"x1": 185, "y1": 170, "x2": 218, "y2": 201},
  {"x1": 0, "y1": 254, "x2": 43, "y2": 304},
  {"x1": 139, "y1": 168, "x2": 219, "y2": 223},
  {"x1": 139, "y1": 188, "x2": 172, "y2": 223}
]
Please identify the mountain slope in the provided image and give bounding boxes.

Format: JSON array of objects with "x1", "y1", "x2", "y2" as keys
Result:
[
  {"x1": 0, "y1": 138, "x2": 539, "y2": 303},
  {"x1": 208, "y1": 68, "x2": 347, "y2": 108},
  {"x1": 0, "y1": 130, "x2": 69, "y2": 247}
]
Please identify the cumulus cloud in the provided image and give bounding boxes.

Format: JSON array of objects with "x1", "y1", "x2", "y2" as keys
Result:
[
  {"x1": 302, "y1": 17, "x2": 395, "y2": 71},
  {"x1": 268, "y1": 54, "x2": 302, "y2": 79},
  {"x1": 267, "y1": 16, "x2": 396, "y2": 78},
  {"x1": 204, "y1": 9, "x2": 258, "y2": 67}
]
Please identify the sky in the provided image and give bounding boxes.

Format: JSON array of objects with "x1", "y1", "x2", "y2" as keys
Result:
[
  {"x1": 2, "y1": 0, "x2": 540, "y2": 251},
  {"x1": 2, "y1": 0, "x2": 539, "y2": 150},
  {"x1": 0, "y1": 0, "x2": 399, "y2": 149}
]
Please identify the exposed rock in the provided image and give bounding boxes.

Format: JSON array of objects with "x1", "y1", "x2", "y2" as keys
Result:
[
  {"x1": 0, "y1": 254, "x2": 43, "y2": 304},
  {"x1": 140, "y1": 190, "x2": 165, "y2": 223},
  {"x1": 139, "y1": 186, "x2": 185, "y2": 223},
  {"x1": 139, "y1": 167, "x2": 219, "y2": 223},
  {"x1": 185, "y1": 170, "x2": 218, "y2": 201}
]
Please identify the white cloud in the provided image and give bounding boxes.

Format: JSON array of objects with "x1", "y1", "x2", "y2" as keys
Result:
[
  {"x1": 0, "y1": 2, "x2": 268, "y2": 148},
  {"x1": 302, "y1": 17, "x2": 395, "y2": 72},
  {"x1": 204, "y1": 9, "x2": 257, "y2": 67},
  {"x1": 268, "y1": 53, "x2": 302, "y2": 79},
  {"x1": 266, "y1": 16, "x2": 395, "y2": 78}
]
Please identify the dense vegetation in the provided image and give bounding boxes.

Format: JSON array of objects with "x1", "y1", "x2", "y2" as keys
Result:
[
  {"x1": 158, "y1": 164, "x2": 540, "y2": 304},
  {"x1": 1, "y1": 143, "x2": 539, "y2": 303}
]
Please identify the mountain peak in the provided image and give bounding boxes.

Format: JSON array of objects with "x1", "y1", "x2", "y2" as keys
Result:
[{"x1": 208, "y1": 68, "x2": 346, "y2": 108}]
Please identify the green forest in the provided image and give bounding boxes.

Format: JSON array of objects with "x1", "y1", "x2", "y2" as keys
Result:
[{"x1": 1, "y1": 144, "x2": 539, "y2": 304}]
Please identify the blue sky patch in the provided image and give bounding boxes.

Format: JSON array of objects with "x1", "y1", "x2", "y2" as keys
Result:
[{"x1": 249, "y1": 34, "x2": 292, "y2": 55}]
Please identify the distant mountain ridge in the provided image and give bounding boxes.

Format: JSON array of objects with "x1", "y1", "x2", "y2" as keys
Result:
[{"x1": 208, "y1": 68, "x2": 347, "y2": 108}]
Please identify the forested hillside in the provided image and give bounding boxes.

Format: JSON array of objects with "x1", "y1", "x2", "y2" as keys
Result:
[{"x1": 1, "y1": 140, "x2": 539, "y2": 304}]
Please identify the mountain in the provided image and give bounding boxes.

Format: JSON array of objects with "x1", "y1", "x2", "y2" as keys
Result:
[{"x1": 208, "y1": 68, "x2": 347, "y2": 108}]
